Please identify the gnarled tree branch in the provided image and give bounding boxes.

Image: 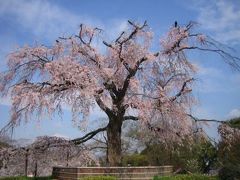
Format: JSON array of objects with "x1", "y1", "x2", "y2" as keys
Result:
[{"x1": 71, "y1": 126, "x2": 107, "y2": 145}]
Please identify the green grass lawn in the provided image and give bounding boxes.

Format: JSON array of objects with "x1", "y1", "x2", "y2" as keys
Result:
[
  {"x1": 80, "y1": 176, "x2": 117, "y2": 180},
  {"x1": 153, "y1": 174, "x2": 219, "y2": 180},
  {"x1": 0, "y1": 177, "x2": 52, "y2": 180},
  {"x1": 0, "y1": 175, "x2": 219, "y2": 180},
  {"x1": 0, "y1": 176, "x2": 117, "y2": 180}
]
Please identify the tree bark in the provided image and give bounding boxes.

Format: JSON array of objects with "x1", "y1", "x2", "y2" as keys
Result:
[
  {"x1": 106, "y1": 116, "x2": 123, "y2": 166},
  {"x1": 34, "y1": 161, "x2": 37, "y2": 177},
  {"x1": 66, "y1": 149, "x2": 69, "y2": 167}
]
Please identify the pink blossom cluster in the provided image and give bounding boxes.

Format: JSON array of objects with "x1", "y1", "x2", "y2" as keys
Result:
[{"x1": 160, "y1": 27, "x2": 189, "y2": 55}]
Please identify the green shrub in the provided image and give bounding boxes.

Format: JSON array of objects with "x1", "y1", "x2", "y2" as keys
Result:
[
  {"x1": 80, "y1": 176, "x2": 117, "y2": 180},
  {"x1": 153, "y1": 174, "x2": 218, "y2": 180},
  {"x1": 185, "y1": 159, "x2": 201, "y2": 174},
  {"x1": 218, "y1": 164, "x2": 240, "y2": 180},
  {"x1": 121, "y1": 153, "x2": 149, "y2": 166},
  {"x1": 0, "y1": 177, "x2": 27, "y2": 180},
  {"x1": 140, "y1": 140, "x2": 217, "y2": 173}
]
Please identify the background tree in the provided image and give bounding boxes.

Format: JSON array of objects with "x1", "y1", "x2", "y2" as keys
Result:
[
  {"x1": 0, "y1": 20, "x2": 239, "y2": 166},
  {"x1": 0, "y1": 136, "x2": 97, "y2": 177},
  {"x1": 0, "y1": 135, "x2": 13, "y2": 149},
  {"x1": 218, "y1": 117, "x2": 240, "y2": 180}
]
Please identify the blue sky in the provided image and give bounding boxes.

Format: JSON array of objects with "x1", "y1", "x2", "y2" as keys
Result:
[{"x1": 0, "y1": 0, "x2": 240, "y2": 141}]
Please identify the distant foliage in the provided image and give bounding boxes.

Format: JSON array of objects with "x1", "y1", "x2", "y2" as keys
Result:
[{"x1": 218, "y1": 117, "x2": 240, "y2": 180}]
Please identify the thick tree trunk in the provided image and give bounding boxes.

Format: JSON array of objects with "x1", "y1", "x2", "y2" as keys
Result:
[{"x1": 106, "y1": 116, "x2": 123, "y2": 166}]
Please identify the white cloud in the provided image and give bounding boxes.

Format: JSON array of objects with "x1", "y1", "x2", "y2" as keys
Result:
[
  {"x1": 0, "y1": 0, "x2": 79, "y2": 40},
  {"x1": 196, "y1": 64, "x2": 222, "y2": 78},
  {"x1": 0, "y1": 0, "x2": 127, "y2": 42},
  {"x1": 228, "y1": 108, "x2": 240, "y2": 118},
  {"x1": 190, "y1": 0, "x2": 240, "y2": 44}
]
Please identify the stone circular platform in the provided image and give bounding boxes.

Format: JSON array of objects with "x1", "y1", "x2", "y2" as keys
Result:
[{"x1": 52, "y1": 166, "x2": 173, "y2": 180}]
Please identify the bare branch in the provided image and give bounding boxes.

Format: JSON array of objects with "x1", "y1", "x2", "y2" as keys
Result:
[
  {"x1": 187, "y1": 114, "x2": 227, "y2": 124},
  {"x1": 123, "y1": 116, "x2": 139, "y2": 121},
  {"x1": 170, "y1": 78, "x2": 194, "y2": 102},
  {"x1": 115, "y1": 31, "x2": 125, "y2": 43},
  {"x1": 179, "y1": 46, "x2": 240, "y2": 70}
]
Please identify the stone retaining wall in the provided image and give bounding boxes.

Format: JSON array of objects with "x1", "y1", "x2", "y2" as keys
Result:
[{"x1": 52, "y1": 166, "x2": 173, "y2": 180}]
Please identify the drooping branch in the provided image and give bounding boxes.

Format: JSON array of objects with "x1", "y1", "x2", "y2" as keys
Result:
[
  {"x1": 0, "y1": 121, "x2": 15, "y2": 137},
  {"x1": 71, "y1": 126, "x2": 107, "y2": 145},
  {"x1": 178, "y1": 46, "x2": 240, "y2": 70},
  {"x1": 187, "y1": 114, "x2": 227, "y2": 124},
  {"x1": 161, "y1": 21, "x2": 240, "y2": 72}
]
